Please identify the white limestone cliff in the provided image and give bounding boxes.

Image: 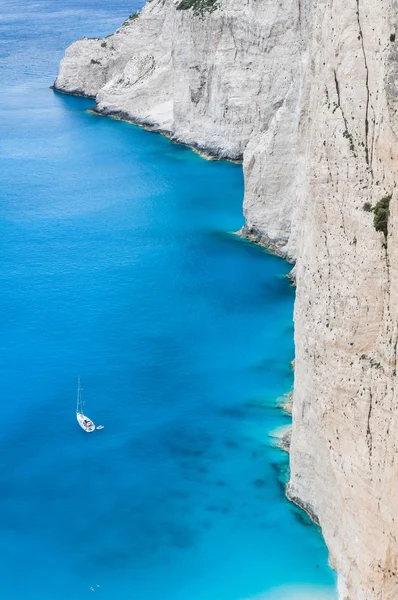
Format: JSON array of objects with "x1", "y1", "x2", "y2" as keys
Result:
[
  {"x1": 54, "y1": 0, "x2": 398, "y2": 597},
  {"x1": 289, "y1": 1, "x2": 398, "y2": 598},
  {"x1": 54, "y1": 0, "x2": 301, "y2": 258}
]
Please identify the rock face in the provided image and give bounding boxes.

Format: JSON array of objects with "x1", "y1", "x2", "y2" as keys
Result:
[
  {"x1": 290, "y1": 1, "x2": 398, "y2": 598},
  {"x1": 54, "y1": 0, "x2": 301, "y2": 258},
  {"x1": 55, "y1": 0, "x2": 398, "y2": 597}
]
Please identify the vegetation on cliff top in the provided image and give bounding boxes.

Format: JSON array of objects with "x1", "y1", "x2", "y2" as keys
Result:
[
  {"x1": 176, "y1": 0, "x2": 218, "y2": 15},
  {"x1": 121, "y1": 12, "x2": 140, "y2": 26}
]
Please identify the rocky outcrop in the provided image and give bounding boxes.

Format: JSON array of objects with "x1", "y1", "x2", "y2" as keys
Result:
[
  {"x1": 55, "y1": 0, "x2": 398, "y2": 597},
  {"x1": 54, "y1": 0, "x2": 301, "y2": 258}
]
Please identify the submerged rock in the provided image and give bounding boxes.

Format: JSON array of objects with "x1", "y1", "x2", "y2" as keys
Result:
[{"x1": 278, "y1": 429, "x2": 291, "y2": 453}]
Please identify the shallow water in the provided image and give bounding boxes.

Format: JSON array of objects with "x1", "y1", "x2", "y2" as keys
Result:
[{"x1": 0, "y1": 2, "x2": 337, "y2": 599}]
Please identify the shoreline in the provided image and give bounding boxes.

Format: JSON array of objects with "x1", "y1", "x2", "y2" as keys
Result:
[
  {"x1": 234, "y1": 226, "x2": 295, "y2": 265},
  {"x1": 286, "y1": 484, "x2": 320, "y2": 526},
  {"x1": 88, "y1": 105, "x2": 244, "y2": 163},
  {"x1": 51, "y1": 86, "x2": 242, "y2": 164},
  {"x1": 49, "y1": 84, "x2": 95, "y2": 100},
  {"x1": 269, "y1": 423, "x2": 292, "y2": 454}
]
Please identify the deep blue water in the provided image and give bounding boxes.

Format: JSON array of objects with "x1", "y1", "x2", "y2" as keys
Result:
[{"x1": 0, "y1": 2, "x2": 337, "y2": 599}]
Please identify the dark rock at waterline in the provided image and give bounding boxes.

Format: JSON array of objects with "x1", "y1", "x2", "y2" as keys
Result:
[
  {"x1": 88, "y1": 104, "x2": 244, "y2": 162},
  {"x1": 269, "y1": 461, "x2": 290, "y2": 499},
  {"x1": 237, "y1": 224, "x2": 295, "y2": 262},
  {"x1": 279, "y1": 429, "x2": 292, "y2": 453},
  {"x1": 51, "y1": 84, "x2": 95, "y2": 99},
  {"x1": 286, "y1": 483, "x2": 320, "y2": 526},
  {"x1": 291, "y1": 506, "x2": 315, "y2": 528}
]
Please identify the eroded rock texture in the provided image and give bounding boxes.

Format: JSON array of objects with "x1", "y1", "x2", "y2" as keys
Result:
[{"x1": 291, "y1": 1, "x2": 398, "y2": 598}]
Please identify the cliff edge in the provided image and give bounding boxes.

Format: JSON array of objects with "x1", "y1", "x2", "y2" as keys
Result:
[
  {"x1": 54, "y1": 0, "x2": 301, "y2": 259},
  {"x1": 54, "y1": 0, "x2": 398, "y2": 597}
]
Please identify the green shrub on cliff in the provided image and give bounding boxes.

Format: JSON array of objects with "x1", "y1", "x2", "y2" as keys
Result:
[
  {"x1": 176, "y1": 0, "x2": 218, "y2": 15},
  {"x1": 121, "y1": 12, "x2": 140, "y2": 26},
  {"x1": 373, "y1": 195, "x2": 391, "y2": 238}
]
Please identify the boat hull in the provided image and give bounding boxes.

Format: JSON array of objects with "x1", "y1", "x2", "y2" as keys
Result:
[{"x1": 77, "y1": 412, "x2": 95, "y2": 432}]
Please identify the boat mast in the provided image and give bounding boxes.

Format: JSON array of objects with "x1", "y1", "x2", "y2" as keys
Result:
[{"x1": 77, "y1": 376, "x2": 81, "y2": 414}]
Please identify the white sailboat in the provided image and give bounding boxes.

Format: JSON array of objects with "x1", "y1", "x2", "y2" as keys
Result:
[{"x1": 76, "y1": 377, "x2": 95, "y2": 432}]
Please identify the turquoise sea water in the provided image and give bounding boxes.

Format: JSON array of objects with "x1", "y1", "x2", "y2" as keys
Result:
[{"x1": 0, "y1": 2, "x2": 337, "y2": 599}]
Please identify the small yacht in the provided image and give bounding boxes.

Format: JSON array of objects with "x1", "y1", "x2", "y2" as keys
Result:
[{"x1": 76, "y1": 377, "x2": 95, "y2": 432}]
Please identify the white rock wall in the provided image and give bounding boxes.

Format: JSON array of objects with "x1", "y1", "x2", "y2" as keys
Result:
[
  {"x1": 241, "y1": 76, "x2": 303, "y2": 260},
  {"x1": 290, "y1": 0, "x2": 398, "y2": 597}
]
